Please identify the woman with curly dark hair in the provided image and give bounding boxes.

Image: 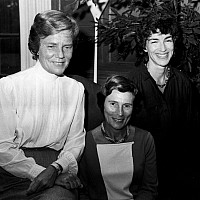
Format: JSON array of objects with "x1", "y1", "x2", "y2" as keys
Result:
[{"x1": 128, "y1": 9, "x2": 199, "y2": 200}]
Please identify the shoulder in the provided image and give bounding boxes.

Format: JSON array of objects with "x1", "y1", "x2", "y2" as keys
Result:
[
  {"x1": 0, "y1": 76, "x2": 14, "y2": 95},
  {"x1": 89, "y1": 125, "x2": 102, "y2": 142},
  {"x1": 128, "y1": 63, "x2": 146, "y2": 78},
  {"x1": 69, "y1": 75, "x2": 101, "y2": 94},
  {"x1": 170, "y1": 67, "x2": 195, "y2": 95},
  {"x1": 130, "y1": 126, "x2": 154, "y2": 145},
  {"x1": 62, "y1": 76, "x2": 85, "y2": 93},
  {"x1": 127, "y1": 64, "x2": 149, "y2": 86},
  {"x1": 130, "y1": 126, "x2": 156, "y2": 157},
  {"x1": 1, "y1": 66, "x2": 35, "y2": 81},
  {"x1": 84, "y1": 127, "x2": 100, "y2": 150},
  {"x1": 0, "y1": 67, "x2": 35, "y2": 92},
  {"x1": 0, "y1": 63, "x2": 47, "y2": 92},
  {"x1": 171, "y1": 67, "x2": 191, "y2": 84}
]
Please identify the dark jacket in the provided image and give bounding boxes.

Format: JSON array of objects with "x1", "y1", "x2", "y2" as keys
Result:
[
  {"x1": 128, "y1": 63, "x2": 199, "y2": 199},
  {"x1": 128, "y1": 63, "x2": 195, "y2": 138}
]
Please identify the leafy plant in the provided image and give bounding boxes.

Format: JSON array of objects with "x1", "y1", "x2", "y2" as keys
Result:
[{"x1": 97, "y1": 0, "x2": 200, "y2": 91}]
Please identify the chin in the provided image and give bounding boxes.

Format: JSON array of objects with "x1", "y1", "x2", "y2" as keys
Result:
[
  {"x1": 55, "y1": 71, "x2": 65, "y2": 76},
  {"x1": 157, "y1": 61, "x2": 170, "y2": 67},
  {"x1": 50, "y1": 69, "x2": 63, "y2": 75}
]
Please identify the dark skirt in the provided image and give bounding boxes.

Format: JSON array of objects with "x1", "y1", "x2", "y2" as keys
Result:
[{"x1": 0, "y1": 148, "x2": 77, "y2": 200}]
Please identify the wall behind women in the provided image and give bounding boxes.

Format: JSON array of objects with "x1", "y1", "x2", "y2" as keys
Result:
[
  {"x1": 0, "y1": 0, "x2": 20, "y2": 77},
  {"x1": 0, "y1": 0, "x2": 135, "y2": 85},
  {"x1": 1, "y1": 0, "x2": 200, "y2": 84},
  {"x1": 0, "y1": 0, "x2": 51, "y2": 77}
]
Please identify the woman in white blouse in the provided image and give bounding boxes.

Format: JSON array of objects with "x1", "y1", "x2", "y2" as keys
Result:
[{"x1": 0, "y1": 10, "x2": 84, "y2": 200}]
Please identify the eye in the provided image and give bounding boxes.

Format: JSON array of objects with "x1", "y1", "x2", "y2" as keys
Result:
[
  {"x1": 151, "y1": 40, "x2": 158, "y2": 44},
  {"x1": 123, "y1": 104, "x2": 132, "y2": 110},
  {"x1": 110, "y1": 102, "x2": 116, "y2": 106},
  {"x1": 47, "y1": 45, "x2": 54, "y2": 49},
  {"x1": 63, "y1": 45, "x2": 73, "y2": 51},
  {"x1": 166, "y1": 39, "x2": 173, "y2": 43}
]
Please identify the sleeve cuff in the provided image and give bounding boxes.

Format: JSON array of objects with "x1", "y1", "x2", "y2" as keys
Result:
[
  {"x1": 28, "y1": 164, "x2": 46, "y2": 180},
  {"x1": 56, "y1": 152, "x2": 78, "y2": 174}
]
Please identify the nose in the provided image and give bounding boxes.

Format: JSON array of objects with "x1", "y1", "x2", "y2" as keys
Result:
[
  {"x1": 117, "y1": 106, "x2": 124, "y2": 116},
  {"x1": 56, "y1": 47, "x2": 64, "y2": 58},
  {"x1": 160, "y1": 41, "x2": 166, "y2": 51}
]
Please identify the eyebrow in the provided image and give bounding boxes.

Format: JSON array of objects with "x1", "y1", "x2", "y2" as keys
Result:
[
  {"x1": 108, "y1": 100, "x2": 133, "y2": 105},
  {"x1": 44, "y1": 42, "x2": 73, "y2": 46},
  {"x1": 43, "y1": 42, "x2": 57, "y2": 45},
  {"x1": 148, "y1": 35, "x2": 172, "y2": 41},
  {"x1": 108, "y1": 100, "x2": 117, "y2": 103}
]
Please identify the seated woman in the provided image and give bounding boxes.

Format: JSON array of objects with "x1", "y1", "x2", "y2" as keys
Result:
[{"x1": 78, "y1": 75, "x2": 158, "y2": 200}]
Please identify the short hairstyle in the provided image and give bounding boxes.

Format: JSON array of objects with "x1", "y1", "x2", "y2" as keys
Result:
[
  {"x1": 28, "y1": 10, "x2": 79, "y2": 60},
  {"x1": 97, "y1": 75, "x2": 138, "y2": 113}
]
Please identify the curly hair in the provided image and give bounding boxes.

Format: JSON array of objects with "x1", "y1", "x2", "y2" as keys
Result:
[
  {"x1": 28, "y1": 10, "x2": 79, "y2": 60},
  {"x1": 135, "y1": 8, "x2": 180, "y2": 64}
]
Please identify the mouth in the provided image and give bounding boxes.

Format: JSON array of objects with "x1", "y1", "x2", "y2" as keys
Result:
[
  {"x1": 113, "y1": 118, "x2": 124, "y2": 123},
  {"x1": 53, "y1": 61, "x2": 65, "y2": 66},
  {"x1": 156, "y1": 53, "x2": 169, "y2": 59}
]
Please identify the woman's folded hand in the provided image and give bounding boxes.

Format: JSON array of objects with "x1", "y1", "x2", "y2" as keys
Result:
[{"x1": 55, "y1": 172, "x2": 83, "y2": 189}]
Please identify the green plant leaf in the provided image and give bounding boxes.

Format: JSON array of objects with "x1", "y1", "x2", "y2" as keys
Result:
[
  {"x1": 188, "y1": 21, "x2": 200, "y2": 27},
  {"x1": 97, "y1": 0, "x2": 200, "y2": 88},
  {"x1": 193, "y1": 28, "x2": 200, "y2": 34},
  {"x1": 187, "y1": 36, "x2": 197, "y2": 45}
]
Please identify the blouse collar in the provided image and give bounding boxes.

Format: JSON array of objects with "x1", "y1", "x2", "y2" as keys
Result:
[
  {"x1": 141, "y1": 62, "x2": 174, "y2": 81},
  {"x1": 34, "y1": 61, "x2": 59, "y2": 81}
]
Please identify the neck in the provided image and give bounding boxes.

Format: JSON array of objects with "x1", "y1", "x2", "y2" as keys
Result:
[
  {"x1": 147, "y1": 62, "x2": 166, "y2": 79},
  {"x1": 102, "y1": 122, "x2": 128, "y2": 143},
  {"x1": 147, "y1": 62, "x2": 169, "y2": 86}
]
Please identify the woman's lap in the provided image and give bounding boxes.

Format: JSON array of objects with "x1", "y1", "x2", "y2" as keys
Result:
[
  {"x1": 0, "y1": 148, "x2": 77, "y2": 200},
  {"x1": 0, "y1": 184, "x2": 77, "y2": 200},
  {"x1": 30, "y1": 186, "x2": 78, "y2": 200}
]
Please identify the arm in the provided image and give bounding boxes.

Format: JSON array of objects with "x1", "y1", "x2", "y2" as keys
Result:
[
  {"x1": 27, "y1": 81, "x2": 85, "y2": 194},
  {"x1": 0, "y1": 78, "x2": 45, "y2": 180},
  {"x1": 136, "y1": 132, "x2": 158, "y2": 200},
  {"x1": 55, "y1": 82, "x2": 86, "y2": 174}
]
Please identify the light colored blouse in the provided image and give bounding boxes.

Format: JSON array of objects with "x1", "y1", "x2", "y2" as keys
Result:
[
  {"x1": 97, "y1": 142, "x2": 134, "y2": 200},
  {"x1": 0, "y1": 61, "x2": 85, "y2": 180}
]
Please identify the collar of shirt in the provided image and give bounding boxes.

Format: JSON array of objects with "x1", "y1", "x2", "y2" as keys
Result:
[
  {"x1": 140, "y1": 62, "x2": 175, "y2": 82},
  {"x1": 34, "y1": 61, "x2": 59, "y2": 81}
]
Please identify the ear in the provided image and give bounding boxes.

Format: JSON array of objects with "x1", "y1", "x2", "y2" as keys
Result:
[
  {"x1": 144, "y1": 40, "x2": 148, "y2": 52},
  {"x1": 144, "y1": 48, "x2": 147, "y2": 52}
]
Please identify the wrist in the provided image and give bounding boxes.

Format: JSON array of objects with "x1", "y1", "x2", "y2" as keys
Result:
[{"x1": 50, "y1": 162, "x2": 63, "y2": 175}]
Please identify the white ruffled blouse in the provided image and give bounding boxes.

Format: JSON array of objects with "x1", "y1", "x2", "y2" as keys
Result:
[{"x1": 0, "y1": 61, "x2": 85, "y2": 180}]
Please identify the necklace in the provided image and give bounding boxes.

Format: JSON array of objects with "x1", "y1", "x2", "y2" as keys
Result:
[
  {"x1": 101, "y1": 123, "x2": 130, "y2": 144},
  {"x1": 156, "y1": 80, "x2": 168, "y2": 88},
  {"x1": 156, "y1": 67, "x2": 170, "y2": 88}
]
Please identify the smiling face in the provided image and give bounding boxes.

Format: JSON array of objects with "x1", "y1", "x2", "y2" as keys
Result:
[
  {"x1": 104, "y1": 89, "x2": 134, "y2": 130},
  {"x1": 38, "y1": 30, "x2": 73, "y2": 76},
  {"x1": 145, "y1": 30, "x2": 174, "y2": 67}
]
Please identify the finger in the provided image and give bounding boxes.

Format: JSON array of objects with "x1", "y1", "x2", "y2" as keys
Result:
[
  {"x1": 26, "y1": 181, "x2": 40, "y2": 195},
  {"x1": 64, "y1": 175, "x2": 76, "y2": 188},
  {"x1": 64, "y1": 181, "x2": 83, "y2": 189},
  {"x1": 71, "y1": 174, "x2": 83, "y2": 188},
  {"x1": 66, "y1": 178, "x2": 81, "y2": 189},
  {"x1": 69, "y1": 181, "x2": 76, "y2": 189},
  {"x1": 72, "y1": 178, "x2": 83, "y2": 188},
  {"x1": 26, "y1": 180, "x2": 44, "y2": 195},
  {"x1": 64, "y1": 182, "x2": 71, "y2": 189},
  {"x1": 73, "y1": 177, "x2": 82, "y2": 188}
]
